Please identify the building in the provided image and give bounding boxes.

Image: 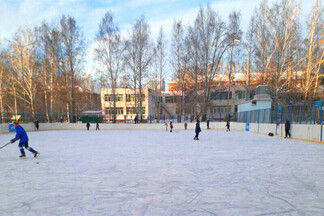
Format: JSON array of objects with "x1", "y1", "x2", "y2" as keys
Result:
[
  {"x1": 237, "y1": 85, "x2": 272, "y2": 123},
  {"x1": 100, "y1": 88, "x2": 177, "y2": 122}
]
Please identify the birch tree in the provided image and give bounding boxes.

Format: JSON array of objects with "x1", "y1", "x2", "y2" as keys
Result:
[
  {"x1": 8, "y1": 28, "x2": 38, "y2": 121},
  {"x1": 125, "y1": 16, "x2": 154, "y2": 122},
  {"x1": 57, "y1": 15, "x2": 85, "y2": 122},
  {"x1": 304, "y1": 0, "x2": 324, "y2": 100},
  {"x1": 95, "y1": 12, "x2": 125, "y2": 123},
  {"x1": 170, "y1": 20, "x2": 186, "y2": 119},
  {"x1": 37, "y1": 22, "x2": 59, "y2": 122},
  {"x1": 250, "y1": 0, "x2": 301, "y2": 106},
  {"x1": 0, "y1": 48, "x2": 6, "y2": 123},
  {"x1": 193, "y1": 5, "x2": 231, "y2": 119},
  {"x1": 153, "y1": 26, "x2": 167, "y2": 120}
]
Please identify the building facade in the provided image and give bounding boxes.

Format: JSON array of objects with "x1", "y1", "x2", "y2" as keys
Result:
[{"x1": 100, "y1": 88, "x2": 178, "y2": 122}]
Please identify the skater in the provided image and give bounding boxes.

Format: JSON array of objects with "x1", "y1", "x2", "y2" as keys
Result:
[
  {"x1": 86, "y1": 122, "x2": 90, "y2": 131},
  {"x1": 10, "y1": 121, "x2": 39, "y2": 158},
  {"x1": 194, "y1": 120, "x2": 201, "y2": 140},
  {"x1": 207, "y1": 119, "x2": 210, "y2": 129},
  {"x1": 225, "y1": 121, "x2": 230, "y2": 132},
  {"x1": 285, "y1": 119, "x2": 291, "y2": 138},
  {"x1": 170, "y1": 121, "x2": 173, "y2": 132},
  {"x1": 184, "y1": 121, "x2": 188, "y2": 130},
  {"x1": 35, "y1": 120, "x2": 39, "y2": 130},
  {"x1": 164, "y1": 122, "x2": 168, "y2": 131},
  {"x1": 96, "y1": 122, "x2": 100, "y2": 131}
]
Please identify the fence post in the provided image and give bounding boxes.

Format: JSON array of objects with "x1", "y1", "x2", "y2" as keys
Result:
[
  {"x1": 313, "y1": 102, "x2": 316, "y2": 124},
  {"x1": 320, "y1": 104, "x2": 322, "y2": 124},
  {"x1": 299, "y1": 105, "x2": 302, "y2": 124},
  {"x1": 289, "y1": 105, "x2": 292, "y2": 123},
  {"x1": 309, "y1": 103, "x2": 313, "y2": 124}
]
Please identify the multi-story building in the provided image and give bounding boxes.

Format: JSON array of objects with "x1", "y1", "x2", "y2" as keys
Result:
[{"x1": 100, "y1": 88, "x2": 177, "y2": 122}]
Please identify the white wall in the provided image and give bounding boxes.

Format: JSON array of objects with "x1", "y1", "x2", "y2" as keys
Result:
[{"x1": 1, "y1": 122, "x2": 322, "y2": 143}]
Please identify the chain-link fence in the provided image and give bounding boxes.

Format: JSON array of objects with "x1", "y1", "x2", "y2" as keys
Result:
[
  {"x1": 0, "y1": 112, "x2": 82, "y2": 124},
  {"x1": 1, "y1": 100, "x2": 322, "y2": 125}
]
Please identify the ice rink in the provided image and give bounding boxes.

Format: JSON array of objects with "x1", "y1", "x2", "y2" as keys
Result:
[{"x1": 0, "y1": 129, "x2": 324, "y2": 216}]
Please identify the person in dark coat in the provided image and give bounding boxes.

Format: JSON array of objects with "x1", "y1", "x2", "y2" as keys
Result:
[
  {"x1": 184, "y1": 121, "x2": 188, "y2": 130},
  {"x1": 285, "y1": 119, "x2": 291, "y2": 138},
  {"x1": 86, "y1": 122, "x2": 90, "y2": 131},
  {"x1": 225, "y1": 121, "x2": 230, "y2": 132},
  {"x1": 194, "y1": 120, "x2": 201, "y2": 140},
  {"x1": 10, "y1": 121, "x2": 39, "y2": 158},
  {"x1": 207, "y1": 119, "x2": 210, "y2": 129},
  {"x1": 96, "y1": 122, "x2": 100, "y2": 131},
  {"x1": 35, "y1": 120, "x2": 39, "y2": 130}
]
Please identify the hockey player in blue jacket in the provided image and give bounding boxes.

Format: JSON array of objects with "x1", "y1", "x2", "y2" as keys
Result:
[{"x1": 10, "y1": 121, "x2": 39, "y2": 158}]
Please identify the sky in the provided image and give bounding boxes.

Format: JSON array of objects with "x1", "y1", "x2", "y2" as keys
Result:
[{"x1": 0, "y1": 0, "x2": 318, "y2": 78}]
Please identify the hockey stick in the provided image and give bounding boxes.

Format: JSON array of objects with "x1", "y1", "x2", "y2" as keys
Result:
[
  {"x1": 0, "y1": 142, "x2": 11, "y2": 150},
  {"x1": 172, "y1": 129, "x2": 179, "y2": 133}
]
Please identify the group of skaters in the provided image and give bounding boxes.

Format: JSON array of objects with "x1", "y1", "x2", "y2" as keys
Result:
[
  {"x1": 86, "y1": 122, "x2": 100, "y2": 131},
  {"x1": 163, "y1": 119, "x2": 231, "y2": 140}
]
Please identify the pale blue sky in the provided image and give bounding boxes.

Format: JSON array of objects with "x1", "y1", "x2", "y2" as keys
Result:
[{"x1": 0, "y1": 0, "x2": 318, "y2": 76}]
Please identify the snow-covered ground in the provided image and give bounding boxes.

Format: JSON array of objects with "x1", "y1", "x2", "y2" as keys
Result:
[{"x1": 0, "y1": 129, "x2": 323, "y2": 216}]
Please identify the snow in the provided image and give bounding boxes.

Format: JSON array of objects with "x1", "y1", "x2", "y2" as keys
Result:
[{"x1": 0, "y1": 129, "x2": 324, "y2": 216}]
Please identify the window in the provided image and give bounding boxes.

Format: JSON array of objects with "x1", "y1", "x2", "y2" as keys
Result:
[
  {"x1": 210, "y1": 106, "x2": 231, "y2": 114},
  {"x1": 116, "y1": 94, "x2": 123, "y2": 101},
  {"x1": 165, "y1": 96, "x2": 177, "y2": 103},
  {"x1": 235, "y1": 91, "x2": 245, "y2": 99},
  {"x1": 126, "y1": 107, "x2": 145, "y2": 114},
  {"x1": 105, "y1": 107, "x2": 124, "y2": 115},
  {"x1": 210, "y1": 92, "x2": 232, "y2": 100},
  {"x1": 126, "y1": 94, "x2": 145, "y2": 102},
  {"x1": 104, "y1": 94, "x2": 112, "y2": 102},
  {"x1": 104, "y1": 94, "x2": 123, "y2": 102}
]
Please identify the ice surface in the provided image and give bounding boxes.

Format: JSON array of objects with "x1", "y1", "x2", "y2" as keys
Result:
[{"x1": 0, "y1": 129, "x2": 324, "y2": 216}]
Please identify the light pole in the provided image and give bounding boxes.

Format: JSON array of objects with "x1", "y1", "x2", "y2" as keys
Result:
[{"x1": 234, "y1": 39, "x2": 250, "y2": 101}]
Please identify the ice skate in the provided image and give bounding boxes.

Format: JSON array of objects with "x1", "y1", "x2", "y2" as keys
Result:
[{"x1": 34, "y1": 151, "x2": 40, "y2": 158}]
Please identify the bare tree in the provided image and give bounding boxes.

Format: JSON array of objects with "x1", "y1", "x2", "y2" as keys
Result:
[
  {"x1": 57, "y1": 15, "x2": 85, "y2": 122},
  {"x1": 125, "y1": 16, "x2": 154, "y2": 122},
  {"x1": 8, "y1": 28, "x2": 38, "y2": 121},
  {"x1": 192, "y1": 5, "x2": 231, "y2": 119},
  {"x1": 95, "y1": 12, "x2": 125, "y2": 123},
  {"x1": 186, "y1": 21, "x2": 201, "y2": 118},
  {"x1": 226, "y1": 11, "x2": 243, "y2": 109},
  {"x1": 250, "y1": 0, "x2": 301, "y2": 106},
  {"x1": 36, "y1": 22, "x2": 60, "y2": 122},
  {"x1": 170, "y1": 20, "x2": 188, "y2": 120},
  {"x1": 0, "y1": 46, "x2": 7, "y2": 123},
  {"x1": 303, "y1": 0, "x2": 324, "y2": 100},
  {"x1": 153, "y1": 26, "x2": 167, "y2": 120}
]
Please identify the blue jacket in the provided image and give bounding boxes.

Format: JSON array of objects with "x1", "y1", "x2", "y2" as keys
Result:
[{"x1": 14, "y1": 125, "x2": 29, "y2": 143}]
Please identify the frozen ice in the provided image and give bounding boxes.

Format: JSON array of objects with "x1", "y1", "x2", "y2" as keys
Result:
[{"x1": 0, "y1": 129, "x2": 323, "y2": 215}]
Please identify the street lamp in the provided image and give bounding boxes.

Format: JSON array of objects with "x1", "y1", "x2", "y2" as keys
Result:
[{"x1": 234, "y1": 39, "x2": 251, "y2": 101}]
